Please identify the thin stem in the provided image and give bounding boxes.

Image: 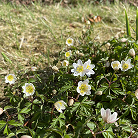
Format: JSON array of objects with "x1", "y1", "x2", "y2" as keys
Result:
[
  {"x1": 51, "y1": 106, "x2": 55, "y2": 121},
  {"x1": 76, "y1": 94, "x2": 80, "y2": 101}
]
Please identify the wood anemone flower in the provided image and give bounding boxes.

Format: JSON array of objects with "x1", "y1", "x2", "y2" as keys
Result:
[{"x1": 101, "y1": 108, "x2": 119, "y2": 124}]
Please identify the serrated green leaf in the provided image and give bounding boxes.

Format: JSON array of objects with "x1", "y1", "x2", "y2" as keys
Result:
[
  {"x1": 19, "y1": 107, "x2": 31, "y2": 114},
  {"x1": 130, "y1": 108, "x2": 137, "y2": 120},
  {"x1": 102, "y1": 126, "x2": 115, "y2": 138},
  {"x1": 4, "y1": 125, "x2": 11, "y2": 135},
  {"x1": 0, "y1": 120, "x2": 7, "y2": 125},
  {"x1": 0, "y1": 124, "x2": 6, "y2": 132},
  {"x1": 59, "y1": 85, "x2": 73, "y2": 94},
  {"x1": 46, "y1": 128, "x2": 63, "y2": 136},
  {"x1": 8, "y1": 120, "x2": 23, "y2": 127},
  {"x1": 18, "y1": 114, "x2": 24, "y2": 123},
  {"x1": 4, "y1": 106, "x2": 14, "y2": 110},
  {"x1": 6, "y1": 132, "x2": 15, "y2": 138}
]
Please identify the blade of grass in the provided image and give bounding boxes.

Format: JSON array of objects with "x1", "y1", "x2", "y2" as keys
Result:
[
  {"x1": 1, "y1": 52, "x2": 12, "y2": 64},
  {"x1": 136, "y1": 7, "x2": 138, "y2": 41},
  {"x1": 125, "y1": 9, "x2": 131, "y2": 37}
]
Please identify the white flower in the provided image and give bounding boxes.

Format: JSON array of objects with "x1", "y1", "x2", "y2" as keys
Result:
[
  {"x1": 84, "y1": 59, "x2": 95, "y2": 77},
  {"x1": 31, "y1": 66, "x2": 37, "y2": 71},
  {"x1": 135, "y1": 89, "x2": 138, "y2": 99},
  {"x1": 111, "y1": 61, "x2": 121, "y2": 71},
  {"x1": 62, "y1": 60, "x2": 69, "y2": 66},
  {"x1": 101, "y1": 108, "x2": 118, "y2": 124},
  {"x1": 129, "y1": 48, "x2": 135, "y2": 57},
  {"x1": 77, "y1": 79, "x2": 91, "y2": 96},
  {"x1": 52, "y1": 66, "x2": 59, "y2": 72},
  {"x1": 5, "y1": 74, "x2": 16, "y2": 85},
  {"x1": 54, "y1": 100, "x2": 67, "y2": 113},
  {"x1": 0, "y1": 108, "x2": 3, "y2": 115},
  {"x1": 21, "y1": 136, "x2": 32, "y2": 138},
  {"x1": 66, "y1": 38, "x2": 74, "y2": 46},
  {"x1": 22, "y1": 83, "x2": 35, "y2": 96},
  {"x1": 71, "y1": 59, "x2": 89, "y2": 77},
  {"x1": 65, "y1": 50, "x2": 72, "y2": 58},
  {"x1": 120, "y1": 59, "x2": 133, "y2": 71}
]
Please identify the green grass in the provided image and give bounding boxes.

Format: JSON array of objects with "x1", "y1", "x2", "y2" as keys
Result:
[{"x1": 0, "y1": 1, "x2": 136, "y2": 73}]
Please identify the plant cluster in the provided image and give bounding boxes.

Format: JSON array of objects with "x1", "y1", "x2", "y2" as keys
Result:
[{"x1": 0, "y1": 8, "x2": 138, "y2": 138}]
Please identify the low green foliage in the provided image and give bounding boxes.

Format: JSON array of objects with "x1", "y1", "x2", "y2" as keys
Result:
[{"x1": 0, "y1": 2, "x2": 138, "y2": 138}]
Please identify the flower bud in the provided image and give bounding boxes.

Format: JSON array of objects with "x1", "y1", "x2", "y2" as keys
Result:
[
  {"x1": 0, "y1": 108, "x2": 3, "y2": 115},
  {"x1": 68, "y1": 99, "x2": 74, "y2": 106},
  {"x1": 52, "y1": 66, "x2": 59, "y2": 72},
  {"x1": 129, "y1": 48, "x2": 135, "y2": 57},
  {"x1": 96, "y1": 91, "x2": 102, "y2": 95},
  {"x1": 86, "y1": 20, "x2": 90, "y2": 25},
  {"x1": 135, "y1": 89, "x2": 138, "y2": 99},
  {"x1": 120, "y1": 38, "x2": 127, "y2": 42},
  {"x1": 21, "y1": 135, "x2": 32, "y2": 138},
  {"x1": 52, "y1": 89, "x2": 57, "y2": 95},
  {"x1": 105, "y1": 61, "x2": 110, "y2": 67},
  {"x1": 107, "y1": 43, "x2": 111, "y2": 47}
]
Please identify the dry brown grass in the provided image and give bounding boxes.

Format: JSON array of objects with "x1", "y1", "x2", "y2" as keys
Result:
[{"x1": 0, "y1": 1, "x2": 136, "y2": 77}]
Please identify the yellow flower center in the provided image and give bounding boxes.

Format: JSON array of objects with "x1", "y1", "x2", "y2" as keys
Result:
[
  {"x1": 76, "y1": 65, "x2": 83, "y2": 73},
  {"x1": 63, "y1": 61, "x2": 67, "y2": 66},
  {"x1": 67, "y1": 39, "x2": 72, "y2": 44},
  {"x1": 26, "y1": 85, "x2": 34, "y2": 93},
  {"x1": 58, "y1": 102, "x2": 62, "y2": 105},
  {"x1": 86, "y1": 65, "x2": 91, "y2": 70},
  {"x1": 122, "y1": 63, "x2": 129, "y2": 70},
  {"x1": 7, "y1": 75, "x2": 14, "y2": 81},
  {"x1": 112, "y1": 63, "x2": 119, "y2": 68},
  {"x1": 79, "y1": 84, "x2": 88, "y2": 94},
  {"x1": 65, "y1": 52, "x2": 70, "y2": 57}
]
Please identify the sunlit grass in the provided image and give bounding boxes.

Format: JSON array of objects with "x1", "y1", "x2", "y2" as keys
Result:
[{"x1": 0, "y1": 1, "x2": 136, "y2": 74}]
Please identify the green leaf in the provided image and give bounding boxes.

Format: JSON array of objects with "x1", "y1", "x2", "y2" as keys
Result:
[
  {"x1": 135, "y1": 55, "x2": 138, "y2": 60},
  {"x1": 64, "y1": 134, "x2": 71, "y2": 138},
  {"x1": 6, "y1": 133, "x2": 15, "y2": 138},
  {"x1": 102, "y1": 126, "x2": 115, "y2": 138},
  {"x1": 125, "y1": 10, "x2": 131, "y2": 37},
  {"x1": 3, "y1": 125, "x2": 11, "y2": 135},
  {"x1": 87, "y1": 122, "x2": 95, "y2": 130},
  {"x1": 59, "y1": 85, "x2": 73, "y2": 94},
  {"x1": 19, "y1": 107, "x2": 31, "y2": 114},
  {"x1": 46, "y1": 128, "x2": 63, "y2": 137},
  {"x1": 16, "y1": 128, "x2": 28, "y2": 135},
  {"x1": 28, "y1": 78, "x2": 36, "y2": 83},
  {"x1": 120, "y1": 108, "x2": 129, "y2": 119},
  {"x1": 18, "y1": 114, "x2": 24, "y2": 123},
  {"x1": 0, "y1": 120, "x2": 7, "y2": 125},
  {"x1": 130, "y1": 108, "x2": 137, "y2": 120},
  {"x1": 0, "y1": 124, "x2": 6, "y2": 132},
  {"x1": 8, "y1": 120, "x2": 23, "y2": 127},
  {"x1": 70, "y1": 102, "x2": 80, "y2": 113},
  {"x1": 4, "y1": 106, "x2": 14, "y2": 110},
  {"x1": 136, "y1": 7, "x2": 138, "y2": 41}
]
